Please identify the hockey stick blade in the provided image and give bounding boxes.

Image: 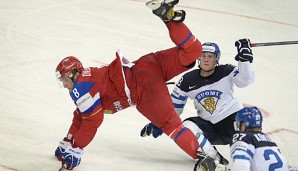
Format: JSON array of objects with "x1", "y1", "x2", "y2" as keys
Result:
[
  {"x1": 58, "y1": 166, "x2": 66, "y2": 171},
  {"x1": 146, "y1": 0, "x2": 162, "y2": 10},
  {"x1": 251, "y1": 40, "x2": 298, "y2": 47},
  {"x1": 166, "y1": 81, "x2": 175, "y2": 85}
]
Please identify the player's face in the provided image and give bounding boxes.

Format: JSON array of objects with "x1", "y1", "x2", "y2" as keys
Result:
[
  {"x1": 59, "y1": 76, "x2": 74, "y2": 91},
  {"x1": 240, "y1": 122, "x2": 247, "y2": 132},
  {"x1": 200, "y1": 52, "x2": 217, "y2": 71}
]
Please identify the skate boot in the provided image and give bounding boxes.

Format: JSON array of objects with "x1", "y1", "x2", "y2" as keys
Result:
[
  {"x1": 146, "y1": 0, "x2": 186, "y2": 23},
  {"x1": 215, "y1": 151, "x2": 229, "y2": 166},
  {"x1": 213, "y1": 146, "x2": 229, "y2": 166},
  {"x1": 194, "y1": 151, "x2": 217, "y2": 171}
]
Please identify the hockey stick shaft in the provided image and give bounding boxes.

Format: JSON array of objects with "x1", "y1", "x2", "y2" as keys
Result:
[
  {"x1": 166, "y1": 82, "x2": 175, "y2": 85},
  {"x1": 58, "y1": 166, "x2": 66, "y2": 171},
  {"x1": 251, "y1": 41, "x2": 298, "y2": 47}
]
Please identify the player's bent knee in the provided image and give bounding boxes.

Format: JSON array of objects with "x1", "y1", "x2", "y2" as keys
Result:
[
  {"x1": 183, "y1": 120, "x2": 203, "y2": 136},
  {"x1": 169, "y1": 124, "x2": 199, "y2": 159}
]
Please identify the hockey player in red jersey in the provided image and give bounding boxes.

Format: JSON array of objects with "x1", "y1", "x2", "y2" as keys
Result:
[{"x1": 54, "y1": 0, "x2": 207, "y2": 170}]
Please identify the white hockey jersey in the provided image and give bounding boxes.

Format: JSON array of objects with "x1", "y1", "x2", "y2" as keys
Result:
[
  {"x1": 171, "y1": 62, "x2": 255, "y2": 124},
  {"x1": 230, "y1": 131, "x2": 289, "y2": 171}
]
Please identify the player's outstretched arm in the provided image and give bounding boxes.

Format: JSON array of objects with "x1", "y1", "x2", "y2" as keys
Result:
[{"x1": 233, "y1": 38, "x2": 256, "y2": 87}]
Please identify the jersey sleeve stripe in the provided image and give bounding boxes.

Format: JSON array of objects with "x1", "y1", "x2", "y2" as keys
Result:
[
  {"x1": 232, "y1": 147, "x2": 254, "y2": 158},
  {"x1": 171, "y1": 93, "x2": 187, "y2": 101},
  {"x1": 247, "y1": 149, "x2": 254, "y2": 158},
  {"x1": 233, "y1": 155, "x2": 250, "y2": 161},
  {"x1": 173, "y1": 103, "x2": 185, "y2": 108},
  {"x1": 231, "y1": 147, "x2": 246, "y2": 155}
]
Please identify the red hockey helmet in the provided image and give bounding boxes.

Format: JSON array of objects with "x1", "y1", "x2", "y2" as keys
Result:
[{"x1": 55, "y1": 56, "x2": 83, "y2": 80}]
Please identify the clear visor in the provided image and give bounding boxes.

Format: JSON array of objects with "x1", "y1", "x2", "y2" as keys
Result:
[
  {"x1": 55, "y1": 71, "x2": 72, "y2": 88},
  {"x1": 233, "y1": 121, "x2": 240, "y2": 131},
  {"x1": 55, "y1": 71, "x2": 63, "y2": 88},
  {"x1": 56, "y1": 72, "x2": 68, "y2": 88},
  {"x1": 56, "y1": 75, "x2": 69, "y2": 88}
]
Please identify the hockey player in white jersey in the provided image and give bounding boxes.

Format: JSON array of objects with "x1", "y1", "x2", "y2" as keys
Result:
[
  {"x1": 231, "y1": 106, "x2": 289, "y2": 171},
  {"x1": 141, "y1": 39, "x2": 255, "y2": 170},
  {"x1": 173, "y1": 40, "x2": 255, "y2": 170}
]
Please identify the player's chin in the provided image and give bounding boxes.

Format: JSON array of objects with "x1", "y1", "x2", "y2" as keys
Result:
[{"x1": 201, "y1": 66, "x2": 212, "y2": 71}]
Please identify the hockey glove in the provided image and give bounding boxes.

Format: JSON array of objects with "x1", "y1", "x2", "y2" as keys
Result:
[
  {"x1": 140, "y1": 123, "x2": 163, "y2": 138},
  {"x1": 55, "y1": 138, "x2": 72, "y2": 161},
  {"x1": 62, "y1": 145, "x2": 83, "y2": 170},
  {"x1": 235, "y1": 38, "x2": 253, "y2": 63}
]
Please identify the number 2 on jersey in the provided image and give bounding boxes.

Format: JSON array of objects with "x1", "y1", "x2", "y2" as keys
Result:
[{"x1": 263, "y1": 149, "x2": 283, "y2": 171}]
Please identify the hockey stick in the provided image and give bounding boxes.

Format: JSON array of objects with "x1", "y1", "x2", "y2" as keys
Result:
[
  {"x1": 251, "y1": 41, "x2": 298, "y2": 47},
  {"x1": 166, "y1": 82, "x2": 175, "y2": 85},
  {"x1": 58, "y1": 166, "x2": 66, "y2": 171}
]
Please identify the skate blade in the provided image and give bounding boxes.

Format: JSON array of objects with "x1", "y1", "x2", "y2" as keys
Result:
[
  {"x1": 146, "y1": 0, "x2": 162, "y2": 10},
  {"x1": 216, "y1": 164, "x2": 231, "y2": 171},
  {"x1": 58, "y1": 166, "x2": 66, "y2": 171},
  {"x1": 146, "y1": 0, "x2": 178, "y2": 10},
  {"x1": 196, "y1": 165, "x2": 207, "y2": 171}
]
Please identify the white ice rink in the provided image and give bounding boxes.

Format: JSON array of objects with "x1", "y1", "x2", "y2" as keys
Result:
[{"x1": 1, "y1": 0, "x2": 298, "y2": 170}]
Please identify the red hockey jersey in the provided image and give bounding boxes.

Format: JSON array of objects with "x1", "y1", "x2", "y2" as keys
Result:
[{"x1": 68, "y1": 51, "x2": 133, "y2": 148}]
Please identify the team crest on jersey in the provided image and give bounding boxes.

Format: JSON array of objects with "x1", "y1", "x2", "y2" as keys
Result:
[{"x1": 195, "y1": 90, "x2": 222, "y2": 114}]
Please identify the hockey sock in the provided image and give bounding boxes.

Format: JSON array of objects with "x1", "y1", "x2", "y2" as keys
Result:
[
  {"x1": 183, "y1": 120, "x2": 218, "y2": 159},
  {"x1": 166, "y1": 22, "x2": 202, "y2": 66},
  {"x1": 170, "y1": 125, "x2": 199, "y2": 159},
  {"x1": 197, "y1": 133, "x2": 218, "y2": 159}
]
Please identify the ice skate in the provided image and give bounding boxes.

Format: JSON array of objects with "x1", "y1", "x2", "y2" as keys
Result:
[
  {"x1": 215, "y1": 151, "x2": 229, "y2": 166},
  {"x1": 194, "y1": 151, "x2": 217, "y2": 171},
  {"x1": 214, "y1": 154, "x2": 230, "y2": 171},
  {"x1": 146, "y1": 0, "x2": 185, "y2": 23},
  {"x1": 213, "y1": 146, "x2": 229, "y2": 166}
]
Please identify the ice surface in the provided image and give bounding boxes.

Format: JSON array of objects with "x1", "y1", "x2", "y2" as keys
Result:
[{"x1": 0, "y1": 0, "x2": 297, "y2": 170}]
